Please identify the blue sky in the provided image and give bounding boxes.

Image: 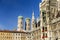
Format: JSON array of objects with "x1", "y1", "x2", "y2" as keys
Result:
[{"x1": 0, "y1": 0, "x2": 41, "y2": 30}]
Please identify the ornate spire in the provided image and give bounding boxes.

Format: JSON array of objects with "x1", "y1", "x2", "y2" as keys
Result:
[
  {"x1": 31, "y1": 11, "x2": 36, "y2": 30},
  {"x1": 32, "y1": 11, "x2": 35, "y2": 20}
]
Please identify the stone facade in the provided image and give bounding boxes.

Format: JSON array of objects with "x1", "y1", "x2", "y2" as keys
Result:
[{"x1": 40, "y1": 0, "x2": 60, "y2": 40}]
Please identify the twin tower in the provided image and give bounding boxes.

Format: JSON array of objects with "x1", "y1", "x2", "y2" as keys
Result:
[{"x1": 17, "y1": 12, "x2": 37, "y2": 31}]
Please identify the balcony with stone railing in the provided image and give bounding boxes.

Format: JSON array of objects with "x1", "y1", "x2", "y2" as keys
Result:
[{"x1": 51, "y1": 17, "x2": 60, "y2": 23}]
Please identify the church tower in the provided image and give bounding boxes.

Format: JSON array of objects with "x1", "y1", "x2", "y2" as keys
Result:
[
  {"x1": 25, "y1": 18, "x2": 30, "y2": 31},
  {"x1": 17, "y1": 16, "x2": 23, "y2": 31},
  {"x1": 31, "y1": 11, "x2": 36, "y2": 30}
]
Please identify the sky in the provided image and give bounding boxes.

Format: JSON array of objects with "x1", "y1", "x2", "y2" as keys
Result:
[{"x1": 0, "y1": 0, "x2": 41, "y2": 30}]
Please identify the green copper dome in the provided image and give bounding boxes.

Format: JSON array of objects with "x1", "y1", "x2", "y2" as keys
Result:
[
  {"x1": 26, "y1": 18, "x2": 30, "y2": 20},
  {"x1": 18, "y1": 16, "x2": 23, "y2": 19}
]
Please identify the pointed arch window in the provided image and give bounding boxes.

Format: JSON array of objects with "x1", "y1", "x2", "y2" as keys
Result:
[
  {"x1": 42, "y1": 27, "x2": 44, "y2": 32},
  {"x1": 56, "y1": 11, "x2": 60, "y2": 18},
  {"x1": 45, "y1": 27, "x2": 47, "y2": 31}
]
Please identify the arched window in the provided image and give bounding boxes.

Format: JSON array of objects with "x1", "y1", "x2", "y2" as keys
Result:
[
  {"x1": 45, "y1": 27, "x2": 47, "y2": 31},
  {"x1": 42, "y1": 27, "x2": 44, "y2": 32}
]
